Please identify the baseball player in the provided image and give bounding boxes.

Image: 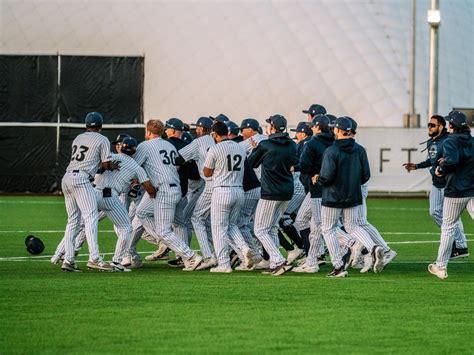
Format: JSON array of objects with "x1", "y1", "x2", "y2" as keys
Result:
[
  {"x1": 175, "y1": 117, "x2": 216, "y2": 270},
  {"x1": 293, "y1": 114, "x2": 335, "y2": 273},
  {"x1": 302, "y1": 103, "x2": 327, "y2": 123},
  {"x1": 203, "y1": 121, "x2": 256, "y2": 272},
  {"x1": 248, "y1": 114, "x2": 298, "y2": 276},
  {"x1": 318, "y1": 117, "x2": 384, "y2": 277},
  {"x1": 429, "y1": 111, "x2": 474, "y2": 279},
  {"x1": 60, "y1": 112, "x2": 119, "y2": 272},
  {"x1": 132, "y1": 119, "x2": 203, "y2": 271},
  {"x1": 226, "y1": 121, "x2": 243, "y2": 142},
  {"x1": 403, "y1": 114, "x2": 468, "y2": 259}
]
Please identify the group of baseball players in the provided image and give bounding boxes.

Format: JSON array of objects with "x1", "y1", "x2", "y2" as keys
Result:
[{"x1": 51, "y1": 105, "x2": 473, "y2": 278}]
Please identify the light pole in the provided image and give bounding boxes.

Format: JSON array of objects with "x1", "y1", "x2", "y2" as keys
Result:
[
  {"x1": 427, "y1": 0, "x2": 441, "y2": 120},
  {"x1": 404, "y1": 0, "x2": 420, "y2": 128}
]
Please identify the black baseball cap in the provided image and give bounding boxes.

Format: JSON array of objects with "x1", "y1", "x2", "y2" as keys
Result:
[
  {"x1": 266, "y1": 114, "x2": 287, "y2": 132},
  {"x1": 210, "y1": 114, "x2": 230, "y2": 123},
  {"x1": 302, "y1": 104, "x2": 327, "y2": 116},
  {"x1": 165, "y1": 118, "x2": 185, "y2": 131},
  {"x1": 181, "y1": 131, "x2": 194, "y2": 144},
  {"x1": 239, "y1": 118, "x2": 260, "y2": 131},
  {"x1": 111, "y1": 133, "x2": 131, "y2": 145},
  {"x1": 311, "y1": 114, "x2": 330, "y2": 129},
  {"x1": 334, "y1": 117, "x2": 352, "y2": 132},
  {"x1": 446, "y1": 110, "x2": 467, "y2": 128},
  {"x1": 226, "y1": 121, "x2": 240, "y2": 135},
  {"x1": 290, "y1": 121, "x2": 312, "y2": 136},
  {"x1": 345, "y1": 116, "x2": 358, "y2": 133},
  {"x1": 327, "y1": 114, "x2": 337, "y2": 127},
  {"x1": 191, "y1": 117, "x2": 213, "y2": 129}
]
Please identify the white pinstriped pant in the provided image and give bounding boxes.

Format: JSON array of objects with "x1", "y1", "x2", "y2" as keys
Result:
[
  {"x1": 359, "y1": 184, "x2": 390, "y2": 252},
  {"x1": 181, "y1": 179, "x2": 205, "y2": 245},
  {"x1": 321, "y1": 205, "x2": 374, "y2": 268},
  {"x1": 191, "y1": 182, "x2": 214, "y2": 258},
  {"x1": 237, "y1": 187, "x2": 261, "y2": 256},
  {"x1": 211, "y1": 187, "x2": 248, "y2": 268},
  {"x1": 138, "y1": 184, "x2": 195, "y2": 260},
  {"x1": 62, "y1": 171, "x2": 101, "y2": 263},
  {"x1": 430, "y1": 186, "x2": 467, "y2": 248},
  {"x1": 254, "y1": 199, "x2": 288, "y2": 268},
  {"x1": 436, "y1": 196, "x2": 474, "y2": 267},
  {"x1": 294, "y1": 192, "x2": 312, "y2": 231},
  {"x1": 281, "y1": 178, "x2": 305, "y2": 226}
]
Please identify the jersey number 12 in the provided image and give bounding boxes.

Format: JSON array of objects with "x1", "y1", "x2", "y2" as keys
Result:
[{"x1": 226, "y1": 154, "x2": 242, "y2": 171}]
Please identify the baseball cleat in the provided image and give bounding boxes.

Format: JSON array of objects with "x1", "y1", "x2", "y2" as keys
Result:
[
  {"x1": 195, "y1": 257, "x2": 217, "y2": 271},
  {"x1": 87, "y1": 260, "x2": 114, "y2": 272},
  {"x1": 254, "y1": 259, "x2": 270, "y2": 270},
  {"x1": 317, "y1": 256, "x2": 326, "y2": 266},
  {"x1": 121, "y1": 256, "x2": 132, "y2": 267},
  {"x1": 168, "y1": 258, "x2": 184, "y2": 268},
  {"x1": 110, "y1": 261, "x2": 132, "y2": 272},
  {"x1": 292, "y1": 262, "x2": 319, "y2": 273},
  {"x1": 128, "y1": 259, "x2": 144, "y2": 269},
  {"x1": 61, "y1": 261, "x2": 82, "y2": 272},
  {"x1": 372, "y1": 246, "x2": 385, "y2": 273},
  {"x1": 286, "y1": 247, "x2": 304, "y2": 264},
  {"x1": 235, "y1": 263, "x2": 254, "y2": 271},
  {"x1": 360, "y1": 253, "x2": 373, "y2": 273},
  {"x1": 230, "y1": 252, "x2": 240, "y2": 268},
  {"x1": 349, "y1": 241, "x2": 363, "y2": 268},
  {"x1": 183, "y1": 254, "x2": 203, "y2": 271},
  {"x1": 50, "y1": 254, "x2": 63, "y2": 265},
  {"x1": 270, "y1": 263, "x2": 293, "y2": 276},
  {"x1": 450, "y1": 247, "x2": 469, "y2": 260},
  {"x1": 342, "y1": 248, "x2": 352, "y2": 270},
  {"x1": 327, "y1": 267, "x2": 348, "y2": 278},
  {"x1": 210, "y1": 266, "x2": 232, "y2": 273},
  {"x1": 382, "y1": 249, "x2": 397, "y2": 267},
  {"x1": 145, "y1": 246, "x2": 170, "y2": 261},
  {"x1": 428, "y1": 263, "x2": 448, "y2": 279},
  {"x1": 243, "y1": 248, "x2": 256, "y2": 269}
]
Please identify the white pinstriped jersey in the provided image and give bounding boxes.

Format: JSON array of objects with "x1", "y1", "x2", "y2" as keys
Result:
[
  {"x1": 134, "y1": 138, "x2": 180, "y2": 186},
  {"x1": 66, "y1": 132, "x2": 111, "y2": 176},
  {"x1": 93, "y1": 153, "x2": 149, "y2": 194},
  {"x1": 178, "y1": 134, "x2": 215, "y2": 181},
  {"x1": 204, "y1": 140, "x2": 246, "y2": 187},
  {"x1": 239, "y1": 133, "x2": 267, "y2": 155}
]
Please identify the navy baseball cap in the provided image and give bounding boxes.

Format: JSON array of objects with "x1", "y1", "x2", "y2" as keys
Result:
[
  {"x1": 181, "y1": 131, "x2": 194, "y2": 144},
  {"x1": 327, "y1": 114, "x2": 337, "y2": 127},
  {"x1": 211, "y1": 114, "x2": 230, "y2": 123},
  {"x1": 191, "y1": 117, "x2": 213, "y2": 129},
  {"x1": 165, "y1": 118, "x2": 185, "y2": 131},
  {"x1": 302, "y1": 104, "x2": 327, "y2": 116},
  {"x1": 226, "y1": 121, "x2": 240, "y2": 135},
  {"x1": 345, "y1": 116, "x2": 358, "y2": 133},
  {"x1": 266, "y1": 114, "x2": 287, "y2": 131},
  {"x1": 311, "y1": 114, "x2": 330, "y2": 129},
  {"x1": 239, "y1": 118, "x2": 260, "y2": 131},
  {"x1": 111, "y1": 133, "x2": 131, "y2": 145},
  {"x1": 291, "y1": 122, "x2": 312, "y2": 136},
  {"x1": 446, "y1": 110, "x2": 467, "y2": 128},
  {"x1": 85, "y1": 112, "x2": 103, "y2": 127},
  {"x1": 334, "y1": 117, "x2": 352, "y2": 132}
]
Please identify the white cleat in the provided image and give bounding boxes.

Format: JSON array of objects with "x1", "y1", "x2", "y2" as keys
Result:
[
  {"x1": 183, "y1": 254, "x2": 204, "y2": 271},
  {"x1": 145, "y1": 244, "x2": 170, "y2": 261},
  {"x1": 87, "y1": 260, "x2": 114, "y2": 272},
  {"x1": 350, "y1": 241, "x2": 364, "y2": 268},
  {"x1": 243, "y1": 248, "x2": 256, "y2": 269},
  {"x1": 428, "y1": 263, "x2": 448, "y2": 279},
  {"x1": 195, "y1": 257, "x2": 217, "y2": 271},
  {"x1": 111, "y1": 261, "x2": 132, "y2": 272},
  {"x1": 50, "y1": 254, "x2": 63, "y2": 265},
  {"x1": 61, "y1": 261, "x2": 81, "y2": 272},
  {"x1": 210, "y1": 266, "x2": 232, "y2": 273},
  {"x1": 292, "y1": 263, "x2": 319, "y2": 273},
  {"x1": 287, "y1": 247, "x2": 304, "y2": 264},
  {"x1": 360, "y1": 254, "x2": 373, "y2": 273},
  {"x1": 372, "y1": 246, "x2": 385, "y2": 273},
  {"x1": 383, "y1": 249, "x2": 397, "y2": 267},
  {"x1": 254, "y1": 259, "x2": 270, "y2": 270},
  {"x1": 235, "y1": 263, "x2": 253, "y2": 271}
]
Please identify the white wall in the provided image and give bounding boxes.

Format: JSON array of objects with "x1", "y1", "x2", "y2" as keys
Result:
[{"x1": 1, "y1": 0, "x2": 473, "y2": 128}]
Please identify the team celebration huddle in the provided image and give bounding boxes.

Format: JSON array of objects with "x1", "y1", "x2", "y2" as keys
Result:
[{"x1": 51, "y1": 104, "x2": 473, "y2": 279}]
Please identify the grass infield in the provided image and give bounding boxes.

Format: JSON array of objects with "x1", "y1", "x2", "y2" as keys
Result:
[{"x1": 0, "y1": 196, "x2": 473, "y2": 354}]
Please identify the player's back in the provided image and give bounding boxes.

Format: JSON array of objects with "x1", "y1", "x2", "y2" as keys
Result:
[
  {"x1": 94, "y1": 153, "x2": 147, "y2": 194},
  {"x1": 135, "y1": 138, "x2": 180, "y2": 186},
  {"x1": 66, "y1": 132, "x2": 111, "y2": 176},
  {"x1": 179, "y1": 135, "x2": 215, "y2": 181},
  {"x1": 207, "y1": 140, "x2": 246, "y2": 187}
]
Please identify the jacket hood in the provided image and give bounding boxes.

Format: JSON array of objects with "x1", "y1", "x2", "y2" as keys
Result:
[
  {"x1": 269, "y1": 132, "x2": 293, "y2": 145},
  {"x1": 335, "y1": 137, "x2": 356, "y2": 153},
  {"x1": 454, "y1": 132, "x2": 473, "y2": 147},
  {"x1": 315, "y1": 132, "x2": 335, "y2": 145}
]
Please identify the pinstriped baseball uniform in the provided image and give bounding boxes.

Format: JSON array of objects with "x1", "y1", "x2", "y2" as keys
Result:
[
  {"x1": 204, "y1": 140, "x2": 249, "y2": 268},
  {"x1": 240, "y1": 133, "x2": 267, "y2": 180},
  {"x1": 179, "y1": 135, "x2": 216, "y2": 259},
  {"x1": 62, "y1": 131, "x2": 111, "y2": 264},
  {"x1": 294, "y1": 192, "x2": 312, "y2": 231},
  {"x1": 134, "y1": 137, "x2": 196, "y2": 260},
  {"x1": 281, "y1": 172, "x2": 306, "y2": 227}
]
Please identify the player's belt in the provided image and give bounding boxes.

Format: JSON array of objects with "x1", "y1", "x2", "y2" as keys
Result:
[{"x1": 169, "y1": 183, "x2": 177, "y2": 187}]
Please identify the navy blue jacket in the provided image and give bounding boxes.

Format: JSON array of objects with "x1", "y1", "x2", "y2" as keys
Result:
[
  {"x1": 232, "y1": 136, "x2": 260, "y2": 192},
  {"x1": 294, "y1": 136, "x2": 312, "y2": 193},
  {"x1": 299, "y1": 132, "x2": 335, "y2": 198},
  {"x1": 167, "y1": 137, "x2": 189, "y2": 197},
  {"x1": 415, "y1": 129, "x2": 448, "y2": 188},
  {"x1": 319, "y1": 138, "x2": 370, "y2": 208},
  {"x1": 248, "y1": 132, "x2": 298, "y2": 201},
  {"x1": 438, "y1": 132, "x2": 474, "y2": 198}
]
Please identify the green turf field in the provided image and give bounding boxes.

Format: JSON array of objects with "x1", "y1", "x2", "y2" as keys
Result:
[{"x1": 0, "y1": 196, "x2": 472, "y2": 354}]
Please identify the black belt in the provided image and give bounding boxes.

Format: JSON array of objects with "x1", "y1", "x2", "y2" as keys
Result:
[
  {"x1": 72, "y1": 170, "x2": 80, "y2": 173},
  {"x1": 170, "y1": 184, "x2": 177, "y2": 187}
]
